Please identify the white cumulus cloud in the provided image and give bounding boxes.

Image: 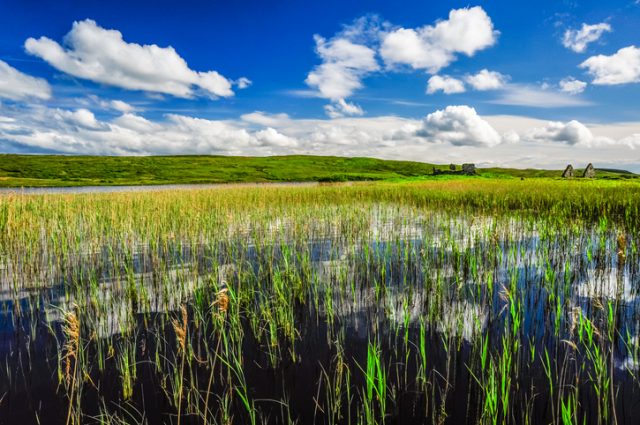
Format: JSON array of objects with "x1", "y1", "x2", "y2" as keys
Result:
[
  {"x1": 60, "y1": 108, "x2": 102, "y2": 129},
  {"x1": 416, "y1": 105, "x2": 501, "y2": 147},
  {"x1": 304, "y1": 8, "x2": 500, "y2": 114},
  {"x1": 235, "y1": 77, "x2": 252, "y2": 89},
  {"x1": 465, "y1": 69, "x2": 507, "y2": 90},
  {"x1": 562, "y1": 22, "x2": 611, "y2": 53},
  {"x1": 522, "y1": 120, "x2": 594, "y2": 145},
  {"x1": 110, "y1": 100, "x2": 134, "y2": 113},
  {"x1": 24, "y1": 19, "x2": 241, "y2": 98},
  {"x1": 380, "y1": 7, "x2": 498, "y2": 73},
  {"x1": 305, "y1": 18, "x2": 380, "y2": 117},
  {"x1": 305, "y1": 17, "x2": 380, "y2": 118},
  {"x1": 559, "y1": 77, "x2": 587, "y2": 94},
  {"x1": 580, "y1": 46, "x2": 640, "y2": 85},
  {"x1": 324, "y1": 99, "x2": 364, "y2": 118},
  {"x1": 0, "y1": 60, "x2": 51, "y2": 101},
  {"x1": 255, "y1": 127, "x2": 298, "y2": 147},
  {"x1": 426, "y1": 75, "x2": 466, "y2": 94},
  {"x1": 305, "y1": 33, "x2": 379, "y2": 101}
]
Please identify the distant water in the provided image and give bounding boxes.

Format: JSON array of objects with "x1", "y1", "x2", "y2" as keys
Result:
[{"x1": 0, "y1": 181, "x2": 319, "y2": 195}]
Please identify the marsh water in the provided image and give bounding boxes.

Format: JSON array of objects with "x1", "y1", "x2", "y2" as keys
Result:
[
  {"x1": 0, "y1": 203, "x2": 639, "y2": 424},
  {"x1": 0, "y1": 181, "x2": 318, "y2": 195}
]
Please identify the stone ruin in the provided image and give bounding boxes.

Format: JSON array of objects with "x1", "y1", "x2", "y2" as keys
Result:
[
  {"x1": 462, "y1": 163, "x2": 476, "y2": 175},
  {"x1": 562, "y1": 164, "x2": 574, "y2": 178},
  {"x1": 562, "y1": 164, "x2": 596, "y2": 178},
  {"x1": 583, "y1": 163, "x2": 596, "y2": 178},
  {"x1": 432, "y1": 163, "x2": 476, "y2": 176}
]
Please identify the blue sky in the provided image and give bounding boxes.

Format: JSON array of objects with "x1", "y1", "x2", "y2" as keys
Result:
[{"x1": 1, "y1": 0, "x2": 640, "y2": 170}]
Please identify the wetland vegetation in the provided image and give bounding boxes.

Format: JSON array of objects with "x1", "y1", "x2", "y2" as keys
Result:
[{"x1": 1, "y1": 178, "x2": 640, "y2": 424}]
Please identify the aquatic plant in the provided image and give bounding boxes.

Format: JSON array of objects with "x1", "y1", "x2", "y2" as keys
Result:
[{"x1": 0, "y1": 179, "x2": 639, "y2": 423}]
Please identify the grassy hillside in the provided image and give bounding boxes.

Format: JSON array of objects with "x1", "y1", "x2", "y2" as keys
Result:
[
  {"x1": 0, "y1": 154, "x2": 635, "y2": 187},
  {"x1": 478, "y1": 166, "x2": 636, "y2": 180}
]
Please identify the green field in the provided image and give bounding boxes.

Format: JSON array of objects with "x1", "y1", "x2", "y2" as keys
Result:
[{"x1": 0, "y1": 154, "x2": 636, "y2": 187}]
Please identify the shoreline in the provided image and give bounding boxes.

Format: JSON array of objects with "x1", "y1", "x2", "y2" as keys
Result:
[{"x1": 0, "y1": 181, "x2": 320, "y2": 195}]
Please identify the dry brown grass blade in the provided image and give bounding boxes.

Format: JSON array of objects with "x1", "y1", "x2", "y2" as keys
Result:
[
  {"x1": 212, "y1": 287, "x2": 230, "y2": 314},
  {"x1": 561, "y1": 339, "x2": 578, "y2": 351},
  {"x1": 62, "y1": 310, "x2": 80, "y2": 387},
  {"x1": 617, "y1": 232, "x2": 627, "y2": 263},
  {"x1": 173, "y1": 304, "x2": 188, "y2": 353}
]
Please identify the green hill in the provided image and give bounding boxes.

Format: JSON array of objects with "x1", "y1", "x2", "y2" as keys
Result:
[{"x1": 0, "y1": 154, "x2": 635, "y2": 187}]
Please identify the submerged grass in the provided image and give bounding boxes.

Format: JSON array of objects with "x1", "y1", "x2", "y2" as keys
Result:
[{"x1": 0, "y1": 178, "x2": 639, "y2": 424}]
